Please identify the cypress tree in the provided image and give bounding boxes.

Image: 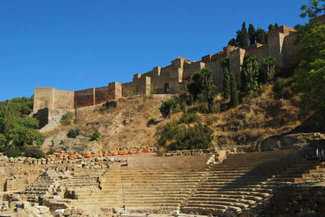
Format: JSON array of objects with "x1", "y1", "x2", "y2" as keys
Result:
[
  {"x1": 255, "y1": 28, "x2": 267, "y2": 44},
  {"x1": 268, "y1": 24, "x2": 274, "y2": 31},
  {"x1": 240, "y1": 22, "x2": 249, "y2": 48},
  {"x1": 228, "y1": 38, "x2": 238, "y2": 47},
  {"x1": 248, "y1": 24, "x2": 256, "y2": 45},
  {"x1": 230, "y1": 72, "x2": 239, "y2": 108},
  {"x1": 223, "y1": 68, "x2": 231, "y2": 100}
]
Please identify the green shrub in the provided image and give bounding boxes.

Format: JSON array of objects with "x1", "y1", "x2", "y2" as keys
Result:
[
  {"x1": 99, "y1": 101, "x2": 118, "y2": 113},
  {"x1": 67, "y1": 129, "x2": 80, "y2": 138},
  {"x1": 158, "y1": 121, "x2": 180, "y2": 146},
  {"x1": 179, "y1": 112, "x2": 200, "y2": 124},
  {"x1": 170, "y1": 124, "x2": 214, "y2": 150},
  {"x1": 46, "y1": 148, "x2": 55, "y2": 155},
  {"x1": 60, "y1": 112, "x2": 73, "y2": 126},
  {"x1": 90, "y1": 130, "x2": 101, "y2": 141},
  {"x1": 24, "y1": 146, "x2": 45, "y2": 159},
  {"x1": 3, "y1": 146, "x2": 22, "y2": 158},
  {"x1": 158, "y1": 121, "x2": 214, "y2": 151},
  {"x1": 274, "y1": 77, "x2": 297, "y2": 99},
  {"x1": 160, "y1": 99, "x2": 177, "y2": 118},
  {"x1": 0, "y1": 134, "x2": 6, "y2": 146}
]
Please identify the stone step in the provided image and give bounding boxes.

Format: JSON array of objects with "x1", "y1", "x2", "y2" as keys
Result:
[
  {"x1": 182, "y1": 203, "x2": 241, "y2": 213},
  {"x1": 187, "y1": 197, "x2": 256, "y2": 206},
  {"x1": 186, "y1": 199, "x2": 249, "y2": 209},
  {"x1": 192, "y1": 190, "x2": 270, "y2": 198},
  {"x1": 196, "y1": 187, "x2": 272, "y2": 194}
]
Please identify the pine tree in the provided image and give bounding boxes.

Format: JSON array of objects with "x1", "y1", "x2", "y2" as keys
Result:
[
  {"x1": 223, "y1": 68, "x2": 231, "y2": 100},
  {"x1": 248, "y1": 24, "x2": 256, "y2": 45},
  {"x1": 230, "y1": 72, "x2": 239, "y2": 108}
]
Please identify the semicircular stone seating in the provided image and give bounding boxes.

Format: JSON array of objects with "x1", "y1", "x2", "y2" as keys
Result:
[
  {"x1": 22, "y1": 150, "x2": 321, "y2": 215},
  {"x1": 180, "y1": 150, "x2": 320, "y2": 215}
]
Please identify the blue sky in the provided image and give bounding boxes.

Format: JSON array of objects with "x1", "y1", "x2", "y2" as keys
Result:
[{"x1": 0, "y1": 0, "x2": 309, "y2": 101}]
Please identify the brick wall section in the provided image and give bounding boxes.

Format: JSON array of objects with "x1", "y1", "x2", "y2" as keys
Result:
[
  {"x1": 74, "y1": 88, "x2": 94, "y2": 108},
  {"x1": 122, "y1": 82, "x2": 137, "y2": 97},
  {"x1": 95, "y1": 86, "x2": 112, "y2": 104}
]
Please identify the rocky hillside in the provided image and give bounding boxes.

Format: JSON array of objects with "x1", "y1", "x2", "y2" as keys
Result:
[
  {"x1": 41, "y1": 95, "x2": 173, "y2": 153},
  {"x1": 41, "y1": 83, "x2": 324, "y2": 154},
  {"x1": 205, "y1": 84, "x2": 324, "y2": 151}
]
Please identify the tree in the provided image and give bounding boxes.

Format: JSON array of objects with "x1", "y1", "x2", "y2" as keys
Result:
[
  {"x1": 241, "y1": 56, "x2": 260, "y2": 92},
  {"x1": 188, "y1": 68, "x2": 217, "y2": 113},
  {"x1": 0, "y1": 96, "x2": 44, "y2": 155},
  {"x1": 248, "y1": 24, "x2": 256, "y2": 45},
  {"x1": 160, "y1": 99, "x2": 177, "y2": 118},
  {"x1": 261, "y1": 57, "x2": 276, "y2": 81},
  {"x1": 230, "y1": 72, "x2": 239, "y2": 108},
  {"x1": 221, "y1": 58, "x2": 231, "y2": 100},
  {"x1": 270, "y1": 24, "x2": 276, "y2": 31},
  {"x1": 223, "y1": 68, "x2": 231, "y2": 100},
  {"x1": 228, "y1": 38, "x2": 238, "y2": 47},
  {"x1": 255, "y1": 28, "x2": 267, "y2": 44},
  {"x1": 296, "y1": 23, "x2": 325, "y2": 115},
  {"x1": 236, "y1": 22, "x2": 249, "y2": 48},
  {"x1": 300, "y1": 0, "x2": 325, "y2": 18}
]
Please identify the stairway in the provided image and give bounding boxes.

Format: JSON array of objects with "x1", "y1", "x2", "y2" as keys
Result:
[{"x1": 23, "y1": 170, "x2": 57, "y2": 202}]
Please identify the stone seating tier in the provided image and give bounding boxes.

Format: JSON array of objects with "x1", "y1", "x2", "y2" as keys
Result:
[{"x1": 21, "y1": 151, "x2": 323, "y2": 215}]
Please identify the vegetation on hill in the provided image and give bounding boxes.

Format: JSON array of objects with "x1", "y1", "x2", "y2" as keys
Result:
[
  {"x1": 300, "y1": 0, "x2": 325, "y2": 18},
  {"x1": 158, "y1": 112, "x2": 213, "y2": 151},
  {"x1": 228, "y1": 22, "x2": 279, "y2": 47},
  {"x1": 296, "y1": 20, "x2": 325, "y2": 116},
  {"x1": 0, "y1": 97, "x2": 44, "y2": 157}
]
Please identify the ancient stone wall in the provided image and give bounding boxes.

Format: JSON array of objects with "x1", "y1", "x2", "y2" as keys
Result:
[
  {"x1": 74, "y1": 88, "x2": 94, "y2": 108},
  {"x1": 122, "y1": 82, "x2": 137, "y2": 97},
  {"x1": 54, "y1": 90, "x2": 74, "y2": 109},
  {"x1": 34, "y1": 16, "x2": 320, "y2": 116},
  {"x1": 33, "y1": 87, "x2": 55, "y2": 113},
  {"x1": 268, "y1": 26, "x2": 297, "y2": 68},
  {"x1": 229, "y1": 48, "x2": 246, "y2": 85},
  {"x1": 245, "y1": 43, "x2": 269, "y2": 63}
]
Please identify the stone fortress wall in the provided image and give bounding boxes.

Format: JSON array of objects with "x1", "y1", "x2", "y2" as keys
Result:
[{"x1": 33, "y1": 15, "x2": 325, "y2": 114}]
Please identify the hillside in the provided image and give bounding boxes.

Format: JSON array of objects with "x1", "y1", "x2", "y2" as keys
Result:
[
  {"x1": 40, "y1": 82, "x2": 324, "y2": 154},
  {"x1": 41, "y1": 95, "x2": 173, "y2": 153}
]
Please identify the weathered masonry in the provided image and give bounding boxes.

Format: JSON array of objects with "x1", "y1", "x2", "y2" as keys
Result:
[{"x1": 33, "y1": 15, "x2": 325, "y2": 114}]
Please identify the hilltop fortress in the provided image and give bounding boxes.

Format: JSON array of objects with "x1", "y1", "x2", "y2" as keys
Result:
[{"x1": 33, "y1": 15, "x2": 325, "y2": 117}]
